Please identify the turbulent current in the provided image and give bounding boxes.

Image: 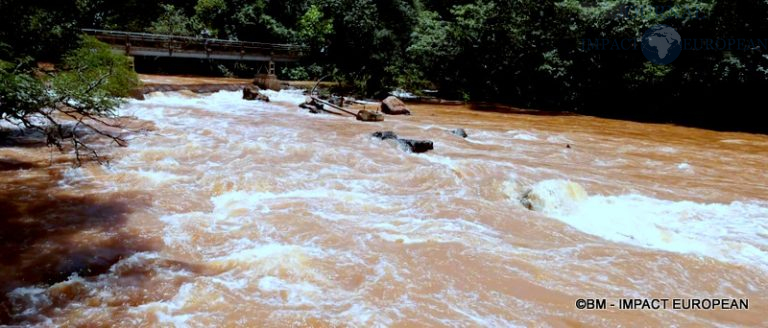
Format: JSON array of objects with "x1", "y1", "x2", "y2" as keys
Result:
[{"x1": 1, "y1": 77, "x2": 767, "y2": 326}]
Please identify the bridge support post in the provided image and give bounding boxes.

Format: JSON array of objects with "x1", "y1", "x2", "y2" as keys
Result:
[{"x1": 268, "y1": 60, "x2": 275, "y2": 76}]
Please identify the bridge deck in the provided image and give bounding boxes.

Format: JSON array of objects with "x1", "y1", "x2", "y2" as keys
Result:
[{"x1": 82, "y1": 29, "x2": 307, "y2": 62}]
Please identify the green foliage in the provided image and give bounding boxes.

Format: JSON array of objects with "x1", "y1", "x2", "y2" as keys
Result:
[
  {"x1": 297, "y1": 5, "x2": 333, "y2": 47},
  {"x1": 1, "y1": 35, "x2": 139, "y2": 163},
  {"x1": 195, "y1": 0, "x2": 227, "y2": 20},
  {"x1": 220, "y1": 0, "x2": 298, "y2": 41},
  {"x1": 280, "y1": 63, "x2": 334, "y2": 81},
  {"x1": 281, "y1": 66, "x2": 310, "y2": 80},
  {"x1": 408, "y1": 10, "x2": 452, "y2": 71},
  {"x1": 149, "y1": 4, "x2": 202, "y2": 36},
  {"x1": 0, "y1": 60, "x2": 49, "y2": 120},
  {"x1": 2, "y1": 0, "x2": 768, "y2": 131},
  {"x1": 194, "y1": 0, "x2": 227, "y2": 35},
  {"x1": 53, "y1": 36, "x2": 140, "y2": 111},
  {"x1": 1, "y1": 35, "x2": 139, "y2": 117}
]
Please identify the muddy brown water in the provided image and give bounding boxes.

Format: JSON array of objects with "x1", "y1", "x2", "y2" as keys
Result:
[{"x1": 1, "y1": 76, "x2": 767, "y2": 326}]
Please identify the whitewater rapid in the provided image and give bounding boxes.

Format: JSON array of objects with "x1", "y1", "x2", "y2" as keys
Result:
[{"x1": 3, "y1": 87, "x2": 767, "y2": 326}]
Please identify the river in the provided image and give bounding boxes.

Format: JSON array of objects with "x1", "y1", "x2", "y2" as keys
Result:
[{"x1": 1, "y1": 76, "x2": 767, "y2": 326}]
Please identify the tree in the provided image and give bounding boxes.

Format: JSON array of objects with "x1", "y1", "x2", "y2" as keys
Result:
[
  {"x1": 149, "y1": 4, "x2": 202, "y2": 36},
  {"x1": 1, "y1": 36, "x2": 139, "y2": 165},
  {"x1": 297, "y1": 5, "x2": 333, "y2": 51},
  {"x1": 193, "y1": 0, "x2": 227, "y2": 37}
]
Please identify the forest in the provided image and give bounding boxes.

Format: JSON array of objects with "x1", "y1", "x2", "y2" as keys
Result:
[{"x1": 2, "y1": 0, "x2": 768, "y2": 132}]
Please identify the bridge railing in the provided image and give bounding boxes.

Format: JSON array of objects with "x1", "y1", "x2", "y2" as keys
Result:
[{"x1": 81, "y1": 28, "x2": 308, "y2": 55}]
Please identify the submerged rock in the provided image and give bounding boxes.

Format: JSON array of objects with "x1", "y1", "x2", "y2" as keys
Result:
[
  {"x1": 356, "y1": 110, "x2": 384, "y2": 122},
  {"x1": 520, "y1": 180, "x2": 588, "y2": 212},
  {"x1": 299, "y1": 97, "x2": 324, "y2": 114},
  {"x1": 372, "y1": 131, "x2": 398, "y2": 140},
  {"x1": 242, "y1": 85, "x2": 259, "y2": 99},
  {"x1": 242, "y1": 85, "x2": 270, "y2": 102},
  {"x1": 398, "y1": 139, "x2": 433, "y2": 153},
  {"x1": 302, "y1": 104, "x2": 322, "y2": 114},
  {"x1": 372, "y1": 131, "x2": 433, "y2": 153},
  {"x1": 450, "y1": 128, "x2": 468, "y2": 138},
  {"x1": 381, "y1": 96, "x2": 411, "y2": 115}
]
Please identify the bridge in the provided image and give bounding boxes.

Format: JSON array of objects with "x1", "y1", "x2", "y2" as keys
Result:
[{"x1": 82, "y1": 29, "x2": 307, "y2": 65}]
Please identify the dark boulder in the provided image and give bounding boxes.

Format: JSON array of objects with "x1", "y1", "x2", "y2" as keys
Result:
[
  {"x1": 372, "y1": 131, "x2": 433, "y2": 153},
  {"x1": 450, "y1": 128, "x2": 468, "y2": 138},
  {"x1": 242, "y1": 85, "x2": 259, "y2": 99},
  {"x1": 356, "y1": 110, "x2": 384, "y2": 122},
  {"x1": 372, "y1": 131, "x2": 398, "y2": 140},
  {"x1": 398, "y1": 139, "x2": 433, "y2": 153},
  {"x1": 381, "y1": 96, "x2": 411, "y2": 115},
  {"x1": 300, "y1": 103, "x2": 322, "y2": 114},
  {"x1": 300, "y1": 97, "x2": 325, "y2": 114},
  {"x1": 243, "y1": 85, "x2": 270, "y2": 102}
]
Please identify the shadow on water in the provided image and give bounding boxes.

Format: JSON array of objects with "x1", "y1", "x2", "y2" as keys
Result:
[
  {"x1": 0, "y1": 127, "x2": 50, "y2": 149},
  {"x1": 0, "y1": 159, "x2": 37, "y2": 171},
  {"x1": 0, "y1": 162, "x2": 154, "y2": 324},
  {"x1": 469, "y1": 103, "x2": 579, "y2": 117},
  {"x1": 0, "y1": 123, "x2": 119, "y2": 150}
]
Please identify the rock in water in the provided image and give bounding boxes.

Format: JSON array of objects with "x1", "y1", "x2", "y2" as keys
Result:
[
  {"x1": 450, "y1": 128, "x2": 468, "y2": 138},
  {"x1": 520, "y1": 180, "x2": 588, "y2": 212},
  {"x1": 372, "y1": 131, "x2": 433, "y2": 153},
  {"x1": 398, "y1": 139, "x2": 433, "y2": 153},
  {"x1": 242, "y1": 85, "x2": 270, "y2": 102},
  {"x1": 356, "y1": 110, "x2": 384, "y2": 122},
  {"x1": 242, "y1": 85, "x2": 260, "y2": 99},
  {"x1": 381, "y1": 96, "x2": 411, "y2": 115},
  {"x1": 300, "y1": 103, "x2": 322, "y2": 114},
  {"x1": 372, "y1": 131, "x2": 398, "y2": 140}
]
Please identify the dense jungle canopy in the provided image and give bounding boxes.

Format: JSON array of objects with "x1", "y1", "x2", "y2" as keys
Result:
[{"x1": 2, "y1": 0, "x2": 768, "y2": 132}]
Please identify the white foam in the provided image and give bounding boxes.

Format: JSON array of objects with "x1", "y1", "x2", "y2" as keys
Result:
[
  {"x1": 122, "y1": 89, "x2": 306, "y2": 120},
  {"x1": 59, "y1": 167, "x2": 89, "y2": 187},
  {"x1": 542, "y1": 193, "x2": 768, "y2": 270},
  {"x1": 213, "y1": 243, "x2": 311, "y2": 263},
  {"x1": 158, "y1": 157, "x2": 181, "y2": 166},
  {"x1": 420, "y1": 154, "x2": 458, "y2": 169},
  {"x1": 211, "y1": 189, "x2": 371, "y2": 214},
  {"x1": 132, "y1": 169, "x2": 184, "y2": 184},
  {"x1": 506, "y1": 130, "x2": 539, "y2": 141},
  {"x1": 659, "y1": 146, "x2": 679, "y2": 153},
  {"x1": 373, "y1": 217, "x2": 502, "y2": 247},
  {"x1": 257, "y1": 276, "x2": 322, "y2": 305},
  {"x1": 155, "y1": 311, "x2": 193, "y2": 328},
  {"x1": 519, "y1": 179, "x2": 589, "y2": 212},
  {"x1": 546, "y1": 135, "x2": 573, "y2": 144},
  {"x1": 720, "y1": 139, "x2": 747, "y2": 144},
  {"x1": 677, "y1": 162, "x2": 692, "y2": 171},
  {"x1": 6, "y1": 286, "x2": 51, "y2": 318},
  {"x1": 260, "y1": 89, "x2": 307, "y2": 105},
  {"x1": 139, "y1": 282, "x2": 196, "y2": 327}
]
